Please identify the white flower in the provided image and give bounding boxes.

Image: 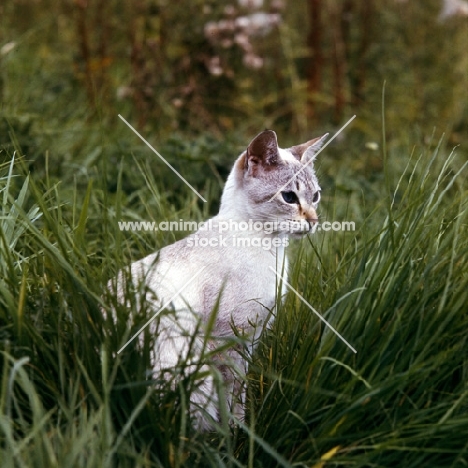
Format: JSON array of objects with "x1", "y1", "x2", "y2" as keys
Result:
[
  {"x1": 365, "y1": 142, "x2": 379, "y2": 151},
  {"x1": 439, "y1": 0, "x2": 468, "y2": 20},
  {"x1": 271, "y1": 0, "x2": 285, "y2": 10},
  {"x1": 224, "y1": 5, "x2": 236, "y2": 16},
  {"x1": 218, "y1": 19, "x2": 236, "y2": 33},
  {"x1": 234, "y1": 32, "x2": 251, "y2": 49},
  {"x1": 1, "y1": 42, "x2": 16, "y2": 56},
  {"x1": 207, "y1": 56, "x2": 223, "y2": 76},
  {"x1": 235, "y1": 13, "x2": 281, "y2": 36},
  {"x1": 237, "y1": 0, "x2": 263, "y2": 9},
  {"x1": 204, "y1": 22, "x2": 220, "y2": 40},
  {"x1": 243, "y1": 53, "x2": 263, "y2": 69},
  {"x1": 116, "y1": 86, "x2": 134, "y2": 100}
]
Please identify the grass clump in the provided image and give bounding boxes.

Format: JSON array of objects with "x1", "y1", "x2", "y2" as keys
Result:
[
  {"x1": 250, "y1": 143, "x2": 468, "y2": 466},
  {"x1": 0, "y1": 130, "x2": 467, "y2": 467}
]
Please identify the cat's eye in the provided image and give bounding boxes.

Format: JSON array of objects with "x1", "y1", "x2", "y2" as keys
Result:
[
  {"x1": 281, "y1": 191, "x2": 299, "y2": 204},
  {"x1": 312, "y1": 191, "x2": 321, "y2": 204}
]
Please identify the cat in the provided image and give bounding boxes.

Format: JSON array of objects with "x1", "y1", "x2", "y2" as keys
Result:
[{"x1": 110, "y1": 129, "x2": 327, "y2": 430}]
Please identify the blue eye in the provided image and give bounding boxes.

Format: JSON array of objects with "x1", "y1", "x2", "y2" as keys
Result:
[{"x1": 281, "y1": 191, "x2": 298, "y2": 204}]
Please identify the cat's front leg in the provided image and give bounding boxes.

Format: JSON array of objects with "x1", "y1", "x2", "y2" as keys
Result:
[
  {"x1": 151, "y1": 311, "x2": 220, "y2": 430},
  {"x1": 213, "y1": 345, "x2": 248, "y2": 425}
]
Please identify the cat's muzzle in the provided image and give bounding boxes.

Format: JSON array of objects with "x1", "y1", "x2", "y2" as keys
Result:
[{"x1": 287, "y1": 218, "x2": 317, "y2": 237}]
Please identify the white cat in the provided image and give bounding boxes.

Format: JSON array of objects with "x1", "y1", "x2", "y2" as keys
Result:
[{"x1": 111, "y1": 129, "x2": 326, "y2": 429}]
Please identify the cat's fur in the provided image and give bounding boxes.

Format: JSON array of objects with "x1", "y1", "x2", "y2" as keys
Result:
[{"x1": 111, "y1": 130, "x2": 326, "y2": 429}]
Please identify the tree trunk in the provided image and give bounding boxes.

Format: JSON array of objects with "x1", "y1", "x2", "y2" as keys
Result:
[{"x1": 307, "y1": 0, "x2": 323, "y2": 119}]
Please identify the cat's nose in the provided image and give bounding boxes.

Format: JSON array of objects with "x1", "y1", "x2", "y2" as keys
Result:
[
  {"x1": 303, "y1": 208, "x2": 318, "y2": 224},
  {"x1": 304, "y1": 209, "x2": 318, "y2": 231}
]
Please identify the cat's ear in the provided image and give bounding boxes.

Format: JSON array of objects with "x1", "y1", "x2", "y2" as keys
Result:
[
  {"x1": 245, "y1": 130, "x2": 279, "y2": 174},
  {"x1": 289, "y1": 133, "x2": 328, "y2": 163}
]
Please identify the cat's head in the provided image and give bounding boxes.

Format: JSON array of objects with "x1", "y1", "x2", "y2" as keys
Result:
[{"x1": 220, "y1": 129, "x2": 327, "y2": 236}]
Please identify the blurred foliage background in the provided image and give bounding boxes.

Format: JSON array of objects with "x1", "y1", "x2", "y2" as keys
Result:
[
  {"x1": 1, "y1": 0, "x2": 467, "y2": 150},
  {"x1": 1, "y1": 0, "x2": 467, "y2": 234}
]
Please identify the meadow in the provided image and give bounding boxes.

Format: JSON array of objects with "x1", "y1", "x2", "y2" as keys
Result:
[{"x1": 1, "y1": 1, "x2": 467, "y2": 466}]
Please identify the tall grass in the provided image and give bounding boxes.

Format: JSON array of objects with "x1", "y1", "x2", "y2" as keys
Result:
[
  {"x1": 0, "y1": 128, "x2": 467, "y2": 467},
  {"x1": 250, "y1": 142, "x2": 468, "y2": 466}
]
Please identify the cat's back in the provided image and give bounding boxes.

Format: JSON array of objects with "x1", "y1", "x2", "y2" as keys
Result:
[{"x1": 128, "y1": 224, "x2": 283, "y2": 321}]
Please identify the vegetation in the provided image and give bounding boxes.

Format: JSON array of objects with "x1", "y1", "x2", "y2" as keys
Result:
[{"x1": 1, "y1": 0, "x2": 467, "y2": 466}]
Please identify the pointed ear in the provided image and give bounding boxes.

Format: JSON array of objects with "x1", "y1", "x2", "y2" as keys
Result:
[
  {"x1": 245, "y1": 130, "x2": 279, "y2": 174},
  {"x1": 289, "y1": 133, "x2": 328, "y2": 163}
]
